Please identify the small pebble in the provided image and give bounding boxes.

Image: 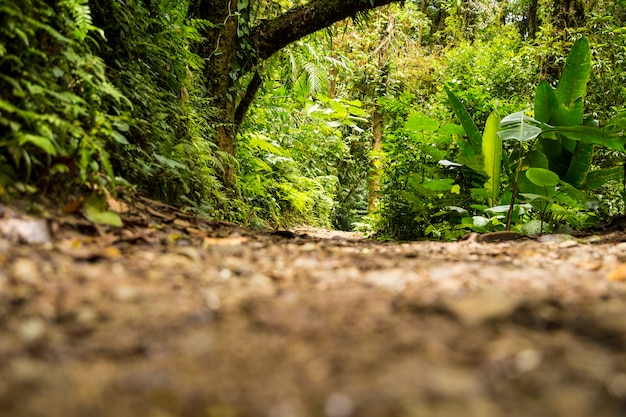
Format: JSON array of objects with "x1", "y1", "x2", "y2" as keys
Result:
[
  {"x1": 18, "y1": 318, "x2": 46, "y2": 343},
  {"x1": 325, "y1": 393, "x2": 354, "y2": 417},
  {"x1": 11, "y1": 258, "x2": 40, "y2": 284}
]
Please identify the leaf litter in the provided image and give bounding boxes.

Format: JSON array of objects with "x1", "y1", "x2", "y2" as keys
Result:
[{"x1": 1, "y1": 199, "x2": 626, "y2": 417}]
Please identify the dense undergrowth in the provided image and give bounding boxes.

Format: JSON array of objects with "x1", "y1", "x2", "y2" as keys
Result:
[{"x1": 1, "y1": 0, "x2": 625, "y2": 238}]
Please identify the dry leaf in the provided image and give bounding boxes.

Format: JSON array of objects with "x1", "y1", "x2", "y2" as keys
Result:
[
  {"x1": 606, "y1": 264, "x2": 626, "y2": 282},
  {"x1": 63, "y1": 197, "x2": 84, "y2": 214},
  {"x1": 185, "y1": 227, "x2": 207, "y2": 236},
  {"x1": 144, "y1": 205, "x2": 175, "y2": 220},
  {"x1": 203, "y1": 236, "x2": 248, "y2": 246},
  {"x1": 173, "y1": 218, "x2": 192, "y2": 228},
  {"x1": 107, "y1": 197, "x2": 130, "y2": 214}
]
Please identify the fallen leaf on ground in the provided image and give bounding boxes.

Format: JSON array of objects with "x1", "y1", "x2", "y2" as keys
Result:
[
  {"x1": 63, "y1": 198, "x2": 84, "y2": 214},
  {"x1": 107, "y1": 197, "x2": 130, "y2": 214},
  {"x1": 606, "y1": 264, "x2": 626, "y2": 281},
  {"x1": 203, "y1": 236, "x2": 249, "y2": 246}
]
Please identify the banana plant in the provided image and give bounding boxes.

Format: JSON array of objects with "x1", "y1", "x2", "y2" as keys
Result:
[
  {"x1": 445, "y1": 86, "x2": 502, "y2": 206},
  {"x1": 501, "y1": 38, "x2": 626, "y2": 187},
  {"x1": 449, "y1": 38, "x2": 626, "y2": 232},
  {"x1": 496, "y1": 37, "x2": 626, "y2": 230}
]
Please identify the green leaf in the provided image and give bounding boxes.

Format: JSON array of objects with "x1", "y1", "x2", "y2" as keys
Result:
[
  {"x1": 247, "y1": 133, "x2": 286, "y2": 155},
  {"x1": 456, "y1": 154, "x2": 485, "y2": 175},
  {"x1": 405, "y1": 113, "x2": 439, "y2": 135},
  {"x1": 525, "y1": 149, "x2": 549, "y2": 169},
  {"x1": 84, "y1": 209, "x2": 123, "y2": 227},
  {"x1": 17, "y1": 133, "x2": 57, "y2": 156},
  {"x1": 526, "y1": 167, "x2": 560, "y2": 187},
  {"x1": 498, "y1": 111, "x2": 542, "y2": 142},
  {"x1": 83, "y1": 194, "x2": 123, "y2": 227},
  {"x1": 562, "y1": 142, "x2": 593, "y2": 187},
  {"x1": 111, "y1": 130, "x2": 129, "y2": 145},
  {"x1": 581, "y1": 166, "x2": 625, "y2": 190},
  {"x1": 534, "y1": 81, "x2": 558, "y2": 124},
  {"x1": 538, "y1": 138, "x2": 569, "y2": 177},
  {"x1": 423, "y1": 178, "x2": 455, "y2": 192},
  {"x1": 445, "y1": 86, "x2": 481, "y2": 155},
  {"x1": 542, "y1": 125, "x2": 626, "y2": 152},
  {"x1": 556, "y1": 38, "x2": 590, "y2": 110},
  {"x1": 482, "y1": 112, "x2": 502, "y2": 206},
  {"x1": 520, "y1": 219, "x2": 545, "y2": 235},
  {"x1": 154, "y1": 154, "x2": 187, "y2": 170}
]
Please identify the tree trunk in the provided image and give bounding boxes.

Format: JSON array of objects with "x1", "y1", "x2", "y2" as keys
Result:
[
  {"x1": 368, "y1": 107, "x2": 384, "y2": 213},
  {"x1": 188, "y1": 0, "x2": 402, "y2": 190},
  {"x1": 186, "y1": 0, "x2": 242, "y2": 190},
  {"x1": 368, "y1": 7, "x2": 394, "y2": 213}
]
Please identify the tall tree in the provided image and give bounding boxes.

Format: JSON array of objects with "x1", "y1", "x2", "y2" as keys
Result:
[{"x1": 187, "y1": 0, "x2": 401, "y2": 186}]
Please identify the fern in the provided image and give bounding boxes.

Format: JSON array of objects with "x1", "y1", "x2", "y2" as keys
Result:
[{"x1": 59, "y1": 0, "x2": 93, "y2": 41}]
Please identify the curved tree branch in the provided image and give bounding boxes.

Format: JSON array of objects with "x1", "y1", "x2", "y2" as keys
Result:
[
  {"x1": 253, "y1": 0, "x2": 399, "y2": 61},
  {"x1": 234, "y1": 71, "x2": 263, "y2": 131}
]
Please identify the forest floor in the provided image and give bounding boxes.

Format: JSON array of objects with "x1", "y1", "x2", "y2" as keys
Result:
[{"x1": 1, "y1": 196, "x2": 626, "y2": 417}]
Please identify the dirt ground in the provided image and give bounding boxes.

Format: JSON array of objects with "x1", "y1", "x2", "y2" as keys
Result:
[{"x1": 1, "y1": 197, "x2": 626, "y2": 417}]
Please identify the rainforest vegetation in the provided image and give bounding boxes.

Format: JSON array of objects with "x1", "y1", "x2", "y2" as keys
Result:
[{"x1": 1, "y1": 0, "x2": 626, "y2": 239}]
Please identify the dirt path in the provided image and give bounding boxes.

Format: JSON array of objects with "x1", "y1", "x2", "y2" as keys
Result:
[{"x1": 1, "y1": 199, "x2": 626, "y2": 417}]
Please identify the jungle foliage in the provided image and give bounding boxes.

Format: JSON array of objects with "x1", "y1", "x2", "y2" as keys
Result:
[{"x1": 1, "y1": 0, "x2": 625, "y2": 238}]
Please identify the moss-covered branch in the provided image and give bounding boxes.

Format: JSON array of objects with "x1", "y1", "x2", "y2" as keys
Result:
[{"x1": 253, "y1": 0, "x2": 398, "y2": 61}]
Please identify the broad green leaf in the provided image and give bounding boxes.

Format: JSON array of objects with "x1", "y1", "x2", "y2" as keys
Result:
[
  {"x1": 84, "y1": 209, "x2": 123, "y2": 227},
  {"x1": 606, "y1": 111, "x2": 626, "y2": 135},
  {"x1": 526, "y1": 167, "x2": 560, "y2": 187},
  {"x1": 556, "y1": 38, "x2": 590, "y2": 110},
  {"x1": 498, "y1": 111, "x2": 542, "y2": 142},
  {"x1": 456, "y1": 154, "x2": 485, "y2": 175},
  {"x1": 111, "y1": 130, "x2": 129, "y2": 145},
  {"x1": 472, "y1": 216, "x2": 490, "y2": 228},
  {"x1": 482, "y1": 112, "x2": 502, "y2": 206},
  {"x1": 17, "y1": 133, "x2": 57, "y2": 156},
  {"x1": 445, "y1": 86, "x2": 482, "y2": 155},
  {"x1": 545, "y1": 100, "x2": 584, "y2": 127},
  {"x1": 582, "y1": 166, "x2": 625, "y2": 190},
  {"x1": 485, "y1": 205, "x2": 513, "y2": 214},
  {"x1": 525, "y1": 149, "x2": 549, "y2": 169},
  {"x1": 83, "y1": 193, "x2": 123, "y2": 227},
  {"x1": 543, "y1": 125, "x2": 626, "y2": 152},
  {"x1": 405, "y1": 113, "x2": 439, "y2": 134},
  {"x1": 520, "y1": 219, "x2": 545, "y2": 235},
  {"x1": 423, "y1": 178, "x2": 455, "y2": 192},
  {"x1": 562, "y1": 142, "x2": 593, "y2": 187},
  {"x1": 538, "y1": 138, "x2": 569, "y2": 177},
  {"x1": 348, "y1": 106, "x2": 368, "y2": 118},
  {"x1": 534, "y1": 81, "x2": 559, "y2": 124}
]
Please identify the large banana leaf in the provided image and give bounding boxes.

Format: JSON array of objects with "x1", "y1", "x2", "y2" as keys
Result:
[
  {"x1": 556, "y1": 38, "x2": 590, "y2": 113},
  {"x1": 542, "y1": 124, "x2": 626, "y2": 152},
  {"x1": 525, "y1": 149, "x2": 549, "y2": 169},
  {"x1": 534, "y1": 80, "x2": 583, "y2": 126},
  {"x1": 582, "y1": 166, "x2": 625, "y2": 190},
  {"x1": 534, "y1": 81, "x2": 558, "y2": 124},
  {"x1": 498, "y1": 111, "x2": 542, "y2": 142},
  {"x1": 445, "y1": 86, "x2": 482, "y2": 155},
  {"x1": 562, "y1": 142, "x2": 593, "y2": 188},
  {"x1": 482, "y1": 112, "x2": 502, "y2": 206}
]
